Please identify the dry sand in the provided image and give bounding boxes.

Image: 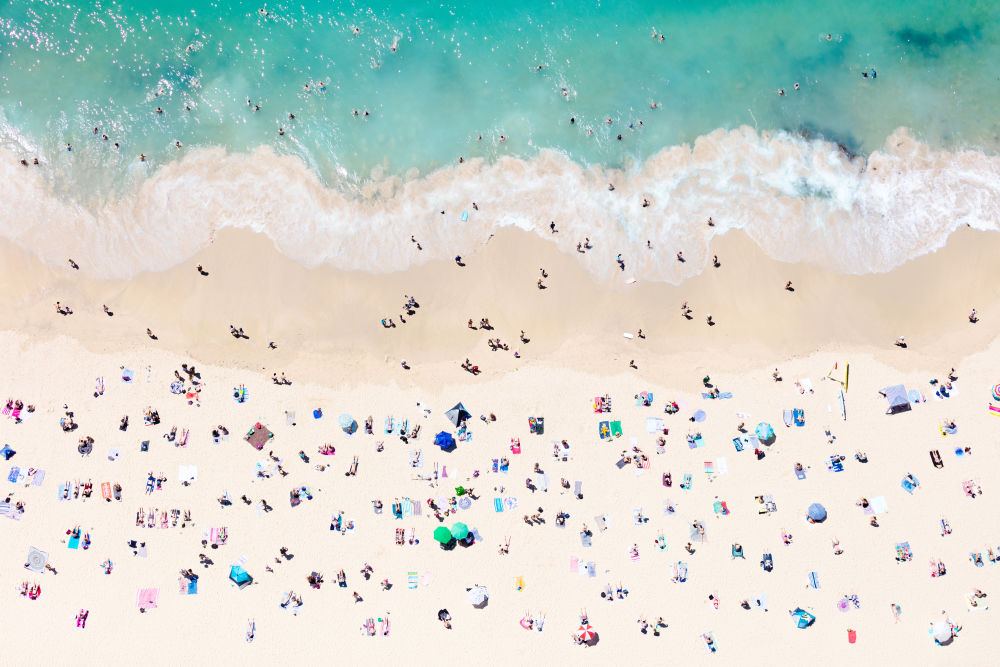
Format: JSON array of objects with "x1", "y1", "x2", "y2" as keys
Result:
[{"x1": 1, "y1": 227, "x2": 998, "y2": 665}]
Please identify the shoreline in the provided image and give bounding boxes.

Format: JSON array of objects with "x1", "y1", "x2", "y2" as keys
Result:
[{"x1": 3, "y1": 125, "x2": 1000, "y2": 282}]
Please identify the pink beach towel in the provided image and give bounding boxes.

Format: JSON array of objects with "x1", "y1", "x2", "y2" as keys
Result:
[
  {"x1": 570, "y1": 556, "x2": 579, "y2": 573},
  {"x1": 137, "y1": 588, "x2": 159, "y2": 610}
]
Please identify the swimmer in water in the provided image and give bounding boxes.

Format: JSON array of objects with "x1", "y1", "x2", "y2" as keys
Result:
[
  {"x1": 278, "y1": 128, "x2": 285, "y2": 136},
  {"x1": 155, "y1": 107, "x2": 163, "y2": 114},
  {"x1": 353, "y1": 27, "x2": 360, "y2": 36},
  {"x1": 778, "y1": 89, "x2": 785, "y2": 96},
  {"x1": 139, "y1": 154, "x2": 146, "y2": 161},
  {"x1": 391, "y1": 37, "x2": 399, "y2": 52},
  {"x1": 826, "y1": 34, "x2": 833, "y2": 41},
  {"x1": 175, "y1": 141, "x2": 181, "y2": 148},
  {"x1": 794, "y1": 83, "x2": 799, "y2": 90},
  {"x1": 499, "y1": 135, "x2": 506, "y2": 143},
  {"x1": 102, "y1": 134, "x2": 108, "y2": 141},
  {"x1": 650, "y1": 101, "x2": 658, "y2": 109}
]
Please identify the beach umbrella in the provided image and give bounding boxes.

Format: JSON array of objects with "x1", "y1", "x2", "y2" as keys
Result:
[
  {"x1": 576, "y1": 624, "x2": 595, "y2": 641},
  {"x1": 445, "y1": 403, "x2": 472, "y2": 427},
  {"x1": 993, "y1": 384, "x2": 1000, "y2": 402},
  {"x1": 467, "y1": 585, "x2": 488, "y2": 606},
  {"x1": 78, "y1": 440, "x2": 93, "y2": 455},
  {"x1": 451, "y1": 522, "x2": 469, "y2": 540},
  {"x1": 337, "y1": 413, "x2": 355, "y2": 433},
  {"x1": 807, "y1": 503, "x2": 827, "y2": 522},
  {"x1": 433, "y1": 526, "x2": 453, "y2": 544},
  {"x1": 25, "y1": 546, "x2": 48, "y2": 573},
  {"x1": 932, "y1": 621, "x2": 953, "y2": 644},
  {"x1": 692, "y1": 409, "x2": 707, "y2": 422},
  {"x1": 434, "y1": 431, "x2": 456, "y2": 450},
  {"x1": 756, "y1": 422, "x2": 775, "y2": 442}
]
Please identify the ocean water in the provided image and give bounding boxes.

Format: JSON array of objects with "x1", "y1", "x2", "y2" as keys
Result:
[{"x1": 2, "y1": 0, "x2": 1000, "y2": 280}]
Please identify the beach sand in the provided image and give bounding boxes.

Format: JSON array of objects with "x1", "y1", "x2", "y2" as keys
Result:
[{"x1": 1, "y1": 226, "x2": 998, "y2": 665}]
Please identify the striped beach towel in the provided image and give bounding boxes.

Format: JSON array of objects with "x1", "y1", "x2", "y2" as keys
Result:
[
  {"x1": 402, "y1": 499, "x2": 413, "y2": 517},
  {"x1": 1, "y1": 402, "x2": 10, "y2": 417},
  {"x1": 412, "y1": 499, "x2": 422, "y2": 516},
  {"x1": 493, "y1": 498, "x2": 503, "y2": 512},
  {"x1": 407, "y1": 572, "x2": 418, "y2": 589}
]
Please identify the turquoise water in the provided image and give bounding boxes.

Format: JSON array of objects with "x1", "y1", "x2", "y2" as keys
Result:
[{"x1": 1, "y1": 1, "x2": 1000, "y2": 279}]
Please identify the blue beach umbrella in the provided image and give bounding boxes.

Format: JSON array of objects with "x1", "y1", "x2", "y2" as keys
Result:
[
  {"x1": 434, "y1": 431, "x2": 456, "y2": 450},
  {"x1": 756, "y1": 422, "x2": 775, "y2": 443},
  {"x1": 807, "y1": 503, "x2": 827, "y2": 522},
  {"x1": 338, "y1": 413, "x2": 355, "y2": 432},
  {"x1": 692, "y1": 410, "x2": 707, "y2": 422}
]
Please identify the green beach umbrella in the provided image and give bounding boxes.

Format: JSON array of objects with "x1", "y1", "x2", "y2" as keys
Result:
[
  {"x1": 433, "y1": 526, "x2": 453, "y2": 544},
  {"x1": 451, "y1": 522, "x2": 469, "y2": 540}
]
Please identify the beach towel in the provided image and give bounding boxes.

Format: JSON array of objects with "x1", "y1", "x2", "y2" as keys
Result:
[
  {"x1": 633, "y1": 508, "x2": 645, "y2": 525},
  {"x1": 32, "y1": 469, "x2": 44, "y2": 486},
  {"x1": 676, "y1": 562, "x2": 688, "y2": 582},
  {"x1": 732, "y1": 437, "x2": 745, "y2": 452},
  {"x1": 783, "y1": 410, "x2": 793, "y2": 427},
  {"x1": 895, "y1": 542, "x2": 912, "y2": 562},
  {"x1": 795, "y1": 466, "x2": 806, "y2": 480},
  {"x1": 493, "y1": 498, "x2": 503, "y2": 512},
  {"x1": 122, "y1": 369, "x2": 134, "y2": 382},
  {"x1": 808, "y1": 572, "x2": 820, "y2": 589},
  {"x1": 598, "y1": 421, "x2": 610, "y2": 439},
  {"x1": 610, "y1": 421, "x2": 623, "y2": 437},
  {"x1": 716, "y1": 457, "x2": 728, "y2": 475},
  {"x1": 595, "y1": 514, "x2": 610, "y2": 532},
  {"x1": 504, "y1": 497, "x2": 518, "y2": 511},
  {"x1": 413, "y1": 499, "x2": 422, "y2": 516},
  {"x1": 533, "y1": 472, "x2": 549, "y2": 492},
  {"x1": 593, "y1": 397, "x2": 604, "y2": 413},
  {"x1": 401, "y1": 499, "x2": 414, "y2": 518},
  {"x1": 136, "y1": 588, "x2": 159, "y2": 610},
  {"x1": 646, "y1": 417, "x2": 664, "y2": 433},
  {"x1": 570, "y1": 556, "x2": 579, "y2": 573},
  {"x1": 901, "y1": 475, "x2": 919, "y2": 494},
  {"x1": 686, "y1": 434, "x2": 704, "y2": 449},
  {"x1": 826, "y1": 456, "x2": 844, "y2": 473},
  {"x1": 585, "y1": 562, "x2": 596, "y2": 578},
  {"x1": 703, "y1": 461, "x2": 715, "y2": 475},
  {"x1": 7, "y1": 466, "x2": 19, "y2": 483},
  {"x1": 408, "y1": 451, "x2": 424, "y2": 468},
  {"x1": 580, "y1": 532, "x2": 592, "y2": 547},
  {"x1": 101, "y1": 482, "x2": 111, "y2": 501},
  {"x1": 574, "y1": 481, "x2": 583, "y2": 498},
  {"x1": 680, "y1": 474, "x2": 692, "y2": 490},
  {"x1": 793, "y1": 408, "x2": 805, "y2": 426}
]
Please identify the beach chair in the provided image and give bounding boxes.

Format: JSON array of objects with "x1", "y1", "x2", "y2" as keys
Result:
[
  {"x1": 930, "y1": 450, "x2": 943, "y2": 468},
  {"x1": 760, "y1": 553, "x2": 773, "y2": 572}
]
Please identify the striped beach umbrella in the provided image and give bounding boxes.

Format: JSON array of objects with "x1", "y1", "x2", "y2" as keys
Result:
[{"x1": 576, "y1": 624, "x2": 595, "y2": 641}]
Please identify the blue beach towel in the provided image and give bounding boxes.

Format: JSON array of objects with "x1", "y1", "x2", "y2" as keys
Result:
[{"x1": 493, "y1": 498, "x2": 503, "y2": 512}]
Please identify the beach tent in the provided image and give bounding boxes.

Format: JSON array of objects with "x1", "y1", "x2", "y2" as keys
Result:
[
  {"x1": 467, "y1": 585, "x2": 489, "y2": 607},
  {"x1": 229, "y1": 565, "x2": 253, "y2": 589},
  {"x1": 807, "y1": 503, "x2": 827, "y2": 522},
  {"x1": 25, "y1": 546, "x2": 48, "y2": 573},
  {"x1": 445, "y1": 403, "x2": 471, "y2": 427},
  {"x1": 881, "y1": 385, "x2": 911, "y2": 415},
  {"x1": 434, "y1": 431, "x2": 456, "y2": 451},
  {"x1": 791, "y1": 607, "x2": 816, "y2": 628}
]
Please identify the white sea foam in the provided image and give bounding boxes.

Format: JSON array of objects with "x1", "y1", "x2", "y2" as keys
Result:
[{"x1": 1, "y1": 125, "x2": 998, "y2": 282}]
